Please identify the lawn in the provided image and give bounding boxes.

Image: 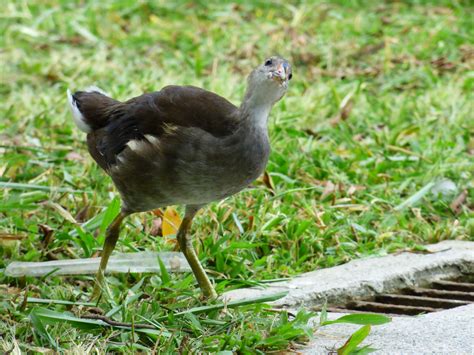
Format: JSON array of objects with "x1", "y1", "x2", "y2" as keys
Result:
[{"x1": 1, "y1": 0, "x2": 473, "y2": 353}]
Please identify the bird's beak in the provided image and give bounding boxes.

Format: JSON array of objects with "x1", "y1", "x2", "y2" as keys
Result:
[{"x1": 272, "y1": 64, "x2": 286, "y2": 83}]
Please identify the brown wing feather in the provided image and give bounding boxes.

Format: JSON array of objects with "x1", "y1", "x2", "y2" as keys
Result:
[{"x1": 81, "y1": 85, "x2": 240, "y2": 170}]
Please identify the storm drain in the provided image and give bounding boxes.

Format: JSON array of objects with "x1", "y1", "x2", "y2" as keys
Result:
[{"x1": 328, "y1": 274, "x2": 474, "y2": 316}]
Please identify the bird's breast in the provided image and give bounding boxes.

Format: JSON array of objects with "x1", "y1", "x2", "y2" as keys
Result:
[{"x1": 173, "y1": 127, "x2": 270, "y2": 203}]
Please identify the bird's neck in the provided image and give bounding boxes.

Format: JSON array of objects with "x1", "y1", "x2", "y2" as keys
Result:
[{"x1": 239, "y1": 90, "x2": 274, "y2": 131}]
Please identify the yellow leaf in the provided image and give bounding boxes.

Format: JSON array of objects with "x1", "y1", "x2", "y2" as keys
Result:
[
  {"x1": 152, "y1": 208, "x2": 163, "y2": 217},
  {"x1": 162, "y1": 207, "x2": 182, "y2": 237}
]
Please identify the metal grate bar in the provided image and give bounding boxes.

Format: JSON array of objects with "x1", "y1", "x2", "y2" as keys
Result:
[
  {"x1": 345, "y1": 301, "x2": 441, "y2": 315},
  {"x1": 431, "y1": 281, "x2": 474, "y2": 292},
  {"x1": 404, "y1": 287, "x2": 474, "y2": 302},
  {"x1": 375, "y1": 294, "x2": 471, "y2": 309},
  {"x1": 330, "y1": 274, "x2": 473, "y2": 316}
]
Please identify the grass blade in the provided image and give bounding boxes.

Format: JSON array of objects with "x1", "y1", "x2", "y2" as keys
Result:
[
  {"x1": 337, "y1": 324, "x2": 371, "y2": 355},
  {"x1": 99, "y1": 197, "x2": 121, "y2": 238},
  {"x1": 32, "y1": 307, "x2": 171, "y2": 337},
  {"x1": 158, "y1": 255, "x2": 171, "y2": 284},
  {"x1": 393, "y1": 181, "x2": 436, "y2": 211},
  {"x1": 0, "y1": 181, "x2": 90, "y2": 194},
  {"x1": 322, "y1": 313, "x2": 391, "y2": 326},
  {"x1": 69, "y1": 198, "x2": 119, "y2": 238},
  {"x1": 157, "y1": 291, "x2": 288, "y2": 321},
  {"x1": 33, "y1": 307, "x2": 105, "y2": 329},
  {"x1": 27, "y1": 297, "x2": 95, "y2": 307},
  {"x1": 30, "y1": 309, "x2": 59, "y2": 349}
]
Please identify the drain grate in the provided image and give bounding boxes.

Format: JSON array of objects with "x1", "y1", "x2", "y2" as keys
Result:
[{"x1": 328, "y1": 273, "x2": 474, "y2": 316}]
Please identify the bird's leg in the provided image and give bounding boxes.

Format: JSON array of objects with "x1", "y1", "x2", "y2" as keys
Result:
[
  {"x1": 177, "y1": 205, "x2": 217, "y2": 299},
  {"x1": 91, "y1": 210, "x2": 128, "y2": 300}
]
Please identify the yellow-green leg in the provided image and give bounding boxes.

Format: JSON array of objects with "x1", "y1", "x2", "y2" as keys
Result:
[
  {"x1": 177, "y1": 205, "x2": 217, "y2": 299},
  {"x1": 91, "y1": 211, "x2": 128, "y2": 300}
]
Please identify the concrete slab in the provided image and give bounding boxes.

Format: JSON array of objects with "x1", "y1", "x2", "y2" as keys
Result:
[
  {"x1": 223, "y1": 240, "x2": 474, "y2": 354},
  {"x1": 223, "y1": 241, "x2": 474, "y2": 308},
  {"x1": 303, "y1": 304, "x2": 474, "y2": 355}
]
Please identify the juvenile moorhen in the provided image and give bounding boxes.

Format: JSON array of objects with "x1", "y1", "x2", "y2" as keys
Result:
[{"x1": 67, "y1": 56, "x2": 292, "y2": 299}]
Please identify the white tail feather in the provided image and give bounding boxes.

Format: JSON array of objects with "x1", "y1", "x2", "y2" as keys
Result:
[
  {"x1": 67, "y1": 89, "x2": 92, "y2": 133},
  {"x1": 84, "y1": 85, "x2": 108, "y2": 95}
]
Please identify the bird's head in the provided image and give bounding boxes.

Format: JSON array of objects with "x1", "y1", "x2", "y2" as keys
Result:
[{"x1": 246, "y1": 56, "x2": 292, "y2": 106}]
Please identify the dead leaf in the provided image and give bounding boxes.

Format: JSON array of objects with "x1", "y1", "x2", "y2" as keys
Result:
[
  {"x1": 149, "y1": 217, "x2": 162, "y2": 236},
  {"x1": 0, "y1": 284, "x2": 22, "y2": 296},
  {"x1": 460, "y1": 44, "x2": 474, "y2": 63},
  {"x1": 45, "y1": 251, "x2": 59, "y2": 260},
  {"x1": 45, "y1": 71, "x2": 59, "y2": 82},
  {"x1": 293, "y1": 51, "x2": 321, "y2": 66},
  {"x1": 302, "y1": 128, "x2": 321, "y2": 138},
  {"x1": 75, "y1": 203, "x2": 90, "y2": 223},
  {"x1": 431, "y1": 57, "x2": 456, "y2": 72},
  {"x1": 314, "y1": 209, "x2": 327, "y2": 229},
  {"x1": 248, "y1": 215, "x2": 254, "y2": 230},
  {"x1": 152, "y1": 208, "x2": 164, "y2": 217},
  {"x1": 320, "y1": 181, "x2": 336, "y2": 201},
  {"x1": 0, "y1": 233, "x2": 26, "y2": 241},
  {"x1": 0, "y1": 163, "x2": 7, "y2": 177},
  {"x1": 38, "y1": 224, "x2": 54, "y2": 248},
  {"x1": 381, "y1": 16, "x2": 392, "y2": 25},
  {"x1": 346, "y1": 185, "x2": 357, "y2": 196},
  {"x1": 313, "y1": 66, "x2": 381, "y2": 79},
  {"x1": 450, "y1": 190, "x2": 468, "y2": 215},
  {"x1": 329, "y1": 204, "x2": 368, "y2": 211},
  {"x1": 347, "y1": 185, "x2": 366, "y2": 196},
  {"x1": 221, "y1": 206, "x2": 234, "y2": 224},
  {"x1": 262, "y1": 171, "x2": 275, "y2": 195},
  {"x1": 339, "y1": 100, "x2": 354, "y2": 121},
  {"x1": 352, "y1": 42, "x2": 385, "y2": 59},
  {"x1": 162, "y1": 207, "x2": 182, "y2": 238},
  {"x1": 335, "y1": 197, "x2": 352, "y2": 204},
  {"x1": 393, "y1": 248, "x2": 436, "y2": 255},
  {"x1": 329, "y1": 95, "x2": 354, "y2": 126},
  {"x1": 411, "y1": 208, "x2": 427, "y2": 223},
  {"x1": 43, "y1": 201, "x2": 77, "y2": 224},
  {"x1": 57, "y1": 35, "x2": 85, "y2": 45},
  {"x1": 0, "y1": 233, "x2": 24, "y2": 250},
  {"x1": 65, "y1": 151, "x2": 85, "y2": 162}
]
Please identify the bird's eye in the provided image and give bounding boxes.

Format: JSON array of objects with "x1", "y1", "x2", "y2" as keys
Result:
[
  {"x1": 264, "y1": 59, "x2": 273, "y2": 66},
  {"x1": 288, "y1": 73, "x2": 293, "y2": 80}
]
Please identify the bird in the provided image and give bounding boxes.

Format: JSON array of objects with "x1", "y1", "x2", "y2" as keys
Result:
[{"x1": 67, "y1": 56, "x2": 292, "y2": 299}]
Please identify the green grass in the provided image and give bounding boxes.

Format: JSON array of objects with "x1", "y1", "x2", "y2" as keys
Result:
[{"x1": 1, "y1": 0, "x2": 473, "y2": 352}]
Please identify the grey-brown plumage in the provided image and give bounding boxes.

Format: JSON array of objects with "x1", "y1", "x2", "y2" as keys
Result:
[{"x1": 67, "y1": 56, "x2": 292, "y2": 299}]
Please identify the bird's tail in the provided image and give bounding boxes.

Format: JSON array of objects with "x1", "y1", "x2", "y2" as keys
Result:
[{"x1": 67, "y1": 86, "x2": 119, "y2": 133}]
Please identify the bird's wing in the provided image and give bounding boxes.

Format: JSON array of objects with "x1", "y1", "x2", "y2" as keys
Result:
[{"x1": 81, "y1": 85, "x2": 240, "y2": 171}]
